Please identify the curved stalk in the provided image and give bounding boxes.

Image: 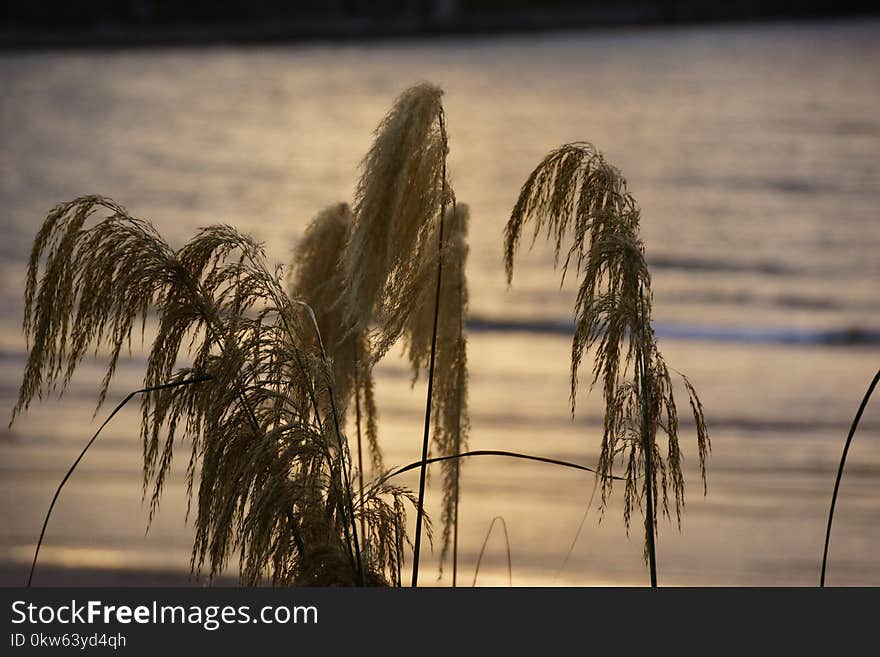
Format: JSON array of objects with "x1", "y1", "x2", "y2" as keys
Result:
[
  {"x1": 377, "y1": 449, "x2": 623, "y2": 487},
  {"x1": 639, "y1": 289, "x2": 658, "y2": 587},
  {"x1": 27, "y1": 375, "x2": 212, "y2": 587},
  {"x1": 820, "y1": 367, "x2": 880, "y2": 587},
  {"x1": 472, "y1": 516, "x2": 512, "y2": 587},
  {"x1": 292, "y1": 297, "x2": 364, "y2": 586},
  {"x1": 411, "y1": 108, "x2": 448, "y2": 588}
]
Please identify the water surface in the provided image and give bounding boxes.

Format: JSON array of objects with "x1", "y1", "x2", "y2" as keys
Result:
[{"x1": 1, "y1": 18, "x2": 878, "y2": 586}]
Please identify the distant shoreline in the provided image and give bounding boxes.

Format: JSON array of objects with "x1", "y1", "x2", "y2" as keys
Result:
[{"x1": 1, "y1": 5, "x2": 877, "y2": 51}]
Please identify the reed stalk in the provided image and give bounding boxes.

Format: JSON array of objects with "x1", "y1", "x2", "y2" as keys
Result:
[
  {"x1": 472, "y1": 516, "x2": 512, "y2": 587},
  {"x1": 27, "y1": 375, "x2": 212, "y2": 587},
  {"x1": 354, "y1": 342, "x2": 367, "y2": 545},
  {"x1": 451, "y1": 203, "x2": 466, "y2": 587},
  {"x1": 411, "y1": 186, "x2": 446, "y2": 588},
  {"x1": 300, "y1": 302, "x2": 365, "y2": 585},
  {"x1": 452, "y1": 485, "x2": 460, "y2": 587},
  {"x1": 820, "y1": 367, "x2": 880, "y2": 586},
  {"x1": 403, "y1": 200, "x2": 469, "y2": 583},
  {"x1": 394, "y1": 515, "x2": 403, "y2": 587},
  {"x1": 639, "y1": 288, "x2": 658, "y2": 586},
  {"x1": 378, "y1": 449, "x2": 624, "y2": 485}
]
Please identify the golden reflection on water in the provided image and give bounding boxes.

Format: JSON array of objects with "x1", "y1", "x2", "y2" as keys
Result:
[{"x1": 1, "y1": 18, "x2": 879, "y2": 585}]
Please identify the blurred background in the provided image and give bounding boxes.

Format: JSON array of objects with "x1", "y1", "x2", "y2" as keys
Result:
[{"x1": 1, "y1": 2, "x2": 878, "y2": 586}]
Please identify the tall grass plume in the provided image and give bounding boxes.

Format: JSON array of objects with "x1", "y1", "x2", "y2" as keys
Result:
[
  {"x1": 339, "y1": 82, "x2": 456, "y2": 586},
  {"x1": 504, "y1": 143, "x2": 710, "y2": 576},
  {"x1": 289, "y1": 202, "x2": 383, "y2": 476},
  {"x1": 12, "y1": 195, "x2": 416, "y2": 586},
  {"x1": 343, "y1": 82, "x2": 451, "y2": 361}
]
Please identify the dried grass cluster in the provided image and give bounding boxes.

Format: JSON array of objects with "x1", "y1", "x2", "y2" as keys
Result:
[
  {"x1": 12, "y1": 81, "x2": 469, "y2": 588},
  {"x1": 13, "y1": 86, "x2": 712, "y2": 588},
  {"x1": 13, "y1": 196, "x2": 414, "y2": 586}
]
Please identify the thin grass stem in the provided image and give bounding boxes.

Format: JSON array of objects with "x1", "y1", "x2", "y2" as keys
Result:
[
  {"x1": 452, "y1": 199, "x2": 464, "y2": 588},
  {"x1": 294, "y1": 298, "x2": 364, "y2": 585},
  {"x1": 27, "y1": 375, "x2": 213, "y2": 587},
  {"x1": 472, "y1": 516, "x2": 512, "y2": 587},
  {"x1": 354, "y1": 343, "x2": 367, "y2": 547},
  {"x1": 820, "y1": 367, "x2": 880, "y2": 587},
  {"x1": 411, "y1": 108, "x2": 448, "y2": 588},
  {"x1": 394, "y1": 515, "x2": 403, "y2": 587},
  {"x1": 378, "y1": 449, "x2": 624, "y2": 486},
  {"x1": 452, "y1": 471, "x2": 460, "y2": 587},
  {"x1": 554, "y1": 479, "x2": 598, "y2": 581},
  {"x1": 639, "y1": 287, "x2": 658, "y2": 587}
]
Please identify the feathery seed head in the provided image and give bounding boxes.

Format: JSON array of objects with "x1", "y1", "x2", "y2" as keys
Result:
[
  {"x1": 504, "y1": 143, "x2": 710, "y2": 553},
  {"x1": 289, "y1": 202, "x2": 383, "y2": 475},
  {"x1": 343, "y1": 82, "x2": 450, "y2": 361}
]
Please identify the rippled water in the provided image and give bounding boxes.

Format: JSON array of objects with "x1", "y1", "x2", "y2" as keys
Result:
[{"x1": 1, "y1": 18, "x2": 879, "y2": 586}]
